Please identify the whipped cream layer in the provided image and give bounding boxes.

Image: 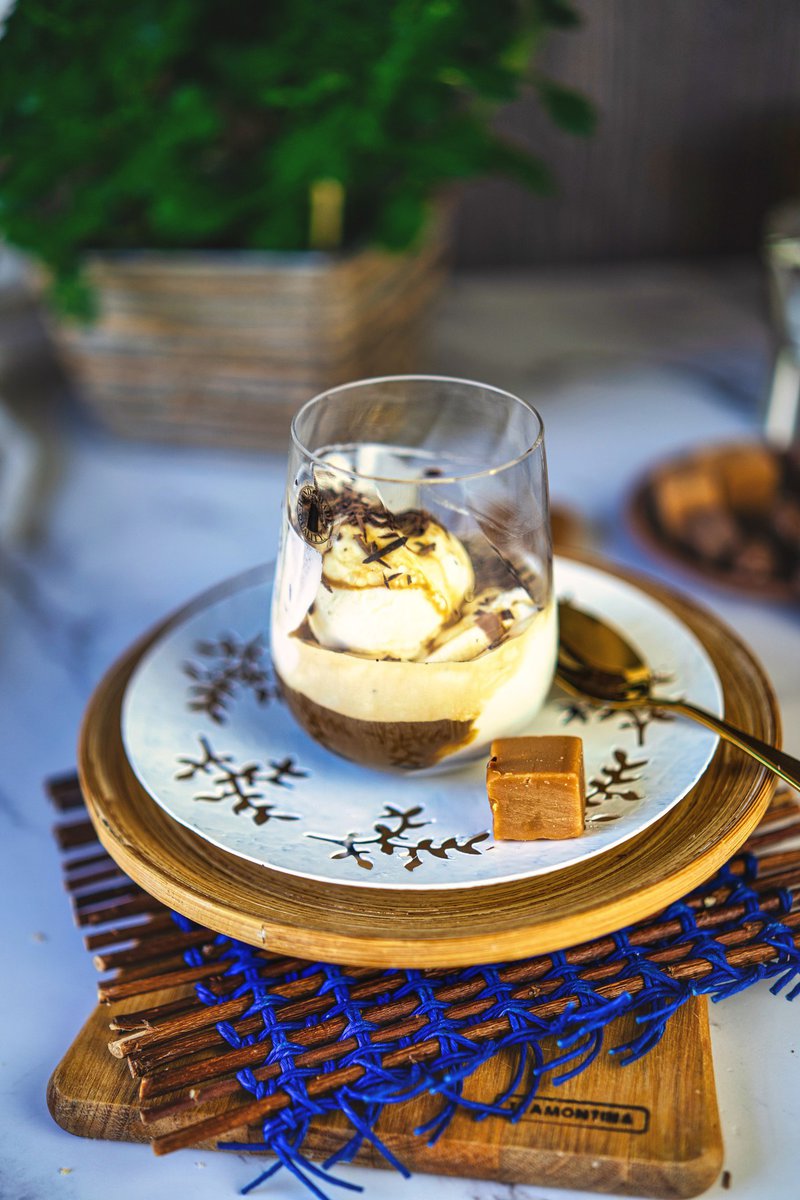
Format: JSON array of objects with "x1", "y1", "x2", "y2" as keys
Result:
[{"x1": 272, "y1": 597, "x2": 557, "y2": 766}]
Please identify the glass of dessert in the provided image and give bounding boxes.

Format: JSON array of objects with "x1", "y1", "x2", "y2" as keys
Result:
[{"x1": 271, "y1": 375, "x2": 557, "y2": 771}]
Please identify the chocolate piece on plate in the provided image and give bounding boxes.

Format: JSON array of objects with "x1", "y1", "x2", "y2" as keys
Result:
[
  {"x1": 774, "y1": 497, "x2": 800, "y2": 550},
  {"x1": 714, "y1": 445, "x2": 780, "y2": 514},
  {"x1": 731, "y1": 537, "x2": 778, "y2": 579},
  {"x1": 487, "y1": 735, "x2": 585, "y2": 841},
  {"x1": 682, "y1": 508, "x2": 741, "y2": 561},
  {"x1": 652, "y1": 468, "x2": 725, "y2": 538}
]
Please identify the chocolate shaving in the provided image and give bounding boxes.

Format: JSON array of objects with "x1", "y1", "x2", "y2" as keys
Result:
[
  {"x1": 321, "y1": 484, "x2": 387, "y2": 531},
  {"x1": 321, "y1": 482, "x2": 430, "y2": 543},
  {"x1": 414, "y1": 541, "x2": 436, "y2": 556},
  {"x1": 475, "y1": 610, "x2": 505, "y2": 645},
  {"x1": 320, "y1": 577, "x2": 333, "y2": 593},
  {"x1": 500, "y1": 608, "x2": 514, "y2": 621},
  {"x1": 363, "y1": 536, "x2": 407, "y2": 564},
  {"x1": 396, "y1": 510, "x2": 429, "y2": 538}
]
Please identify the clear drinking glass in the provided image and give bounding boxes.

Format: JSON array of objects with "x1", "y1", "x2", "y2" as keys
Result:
[
  {"x1": 271, "y1": 375, "x2": 557, "y2": 772},
  {"x1": 764, "y1": 201, "x2": 800, "y2": 445}
]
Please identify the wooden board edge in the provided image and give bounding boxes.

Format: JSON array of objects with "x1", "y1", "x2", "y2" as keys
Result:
[{"x1": 47, "y1": 996, "x2": 723, "y2": 1199}]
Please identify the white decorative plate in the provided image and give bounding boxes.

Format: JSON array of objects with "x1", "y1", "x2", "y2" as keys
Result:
[{"x1": 121, "y1": 558, "x2": 722, "y2": 890}]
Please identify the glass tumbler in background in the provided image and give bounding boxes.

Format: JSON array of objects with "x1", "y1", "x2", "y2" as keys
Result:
[
  {"x1": 764, "y1": 201, "x2": 800, "y2": 446},
  {"x1": 271, "y1": 376, "x2": 557, "y2": 772}
]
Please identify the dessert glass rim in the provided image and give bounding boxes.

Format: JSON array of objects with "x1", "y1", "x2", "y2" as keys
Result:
[{"x1": 290, "y1": 373, "x2": 545, "y2": 486}]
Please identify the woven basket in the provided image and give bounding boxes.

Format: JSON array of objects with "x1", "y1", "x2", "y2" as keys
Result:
[{"x1": 52, "y1": 215, "x2": 447, "y2": 450}]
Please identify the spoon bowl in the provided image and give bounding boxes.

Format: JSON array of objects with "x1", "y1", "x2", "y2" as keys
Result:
[{"x1": 555, "y1": 600, "x2": 800, "y2": 789}]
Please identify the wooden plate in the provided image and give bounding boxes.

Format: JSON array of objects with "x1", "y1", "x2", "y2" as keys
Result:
[{"x1": 78, "y1": 555, "x2": 779, "y2": 967}]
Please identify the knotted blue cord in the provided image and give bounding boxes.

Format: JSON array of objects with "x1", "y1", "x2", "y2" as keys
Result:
[{"x1": 170, "y1": 849, "x2": 799, "y2": 1198}]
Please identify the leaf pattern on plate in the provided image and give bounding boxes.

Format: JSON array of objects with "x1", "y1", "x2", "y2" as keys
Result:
[{"x1": 306, "y1": 803, "x2": 491, "y2": 872}]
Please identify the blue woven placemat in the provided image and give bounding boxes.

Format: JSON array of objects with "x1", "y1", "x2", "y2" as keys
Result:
[{"x1": 50, "y1": 775, "x2": 800, "y2": 1199}]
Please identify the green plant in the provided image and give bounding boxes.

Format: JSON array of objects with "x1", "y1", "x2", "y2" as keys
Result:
[{"x1": 0, "y1": 0, "x2": 593, "y2": 316}]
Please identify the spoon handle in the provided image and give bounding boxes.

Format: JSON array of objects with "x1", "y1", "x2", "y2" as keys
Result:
[{"x1": 653, "y1": 697, "x2": 800, "y2": 790}]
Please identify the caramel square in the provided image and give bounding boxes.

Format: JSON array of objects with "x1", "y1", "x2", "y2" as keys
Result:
[
  {"x1": 487, "y1": 736, "x2": 585, "y2": 841},
  {"x1": 714, "y1": 445, "x2": 780, "y2": 514},
  {"x1": 652, "y1": 468, "x2": 725, "y2": 537}
]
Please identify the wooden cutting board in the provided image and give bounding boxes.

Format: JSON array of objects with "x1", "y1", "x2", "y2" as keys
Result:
[{"x1": 48, "y1": 994, "x2": 723, "y2": 1199}]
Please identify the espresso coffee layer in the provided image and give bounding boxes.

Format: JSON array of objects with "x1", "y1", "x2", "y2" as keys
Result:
[{"x1": 278, "y1": 675, "x2": 475, "y2": 770}]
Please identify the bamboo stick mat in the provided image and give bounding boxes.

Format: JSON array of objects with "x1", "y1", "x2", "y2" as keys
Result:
[{"x1": 47, "y1": 778, "x2": 800, "y2": 1196}]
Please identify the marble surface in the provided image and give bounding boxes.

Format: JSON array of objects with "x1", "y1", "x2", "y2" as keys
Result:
[{"x1": 2, "y1": 262, "x2": 799, "y2": 1200}]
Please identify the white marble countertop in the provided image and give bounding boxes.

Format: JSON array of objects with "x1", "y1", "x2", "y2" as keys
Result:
[{"x1": 1, "y1": 261, "x2": 798, "y2": 1200}]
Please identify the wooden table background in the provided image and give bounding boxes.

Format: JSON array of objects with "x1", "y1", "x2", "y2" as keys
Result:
[{"x1": 456, "y1": 0, "x2": 800, "y2": 267}]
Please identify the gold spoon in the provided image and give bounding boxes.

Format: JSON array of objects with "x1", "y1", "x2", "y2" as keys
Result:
[{"x1": 556, "y1": 601, "x2": 800, "y2": 790}]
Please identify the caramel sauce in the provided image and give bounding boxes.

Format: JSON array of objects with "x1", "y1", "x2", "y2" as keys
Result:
[{"x1": 318, "y1": 570, "x2": 455, "y2": 618}]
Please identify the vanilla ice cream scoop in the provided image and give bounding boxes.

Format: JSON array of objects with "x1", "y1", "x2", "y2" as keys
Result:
[
  {"x1": 423, "y1": 587, "x2": 536, "y2": 663},
  {"x1": 308, "y1": 514, "x2": 474, "y2": 659}
]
